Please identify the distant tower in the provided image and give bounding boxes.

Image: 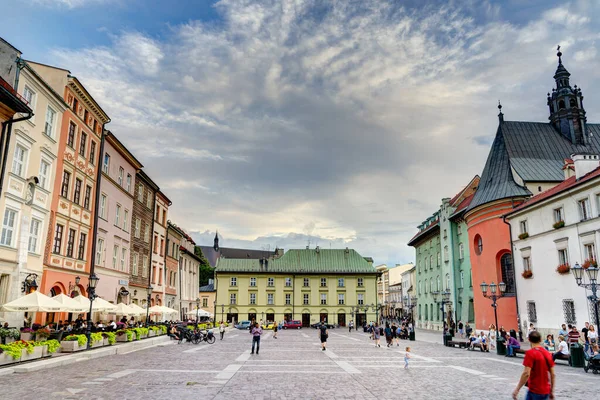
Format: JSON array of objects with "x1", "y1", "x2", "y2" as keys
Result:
[
  {"x1": 213, "y1": 231, "x2": 219, "y2": 252},
  {"x1": 547, "y1": 46, "x2": 587, "y2": 144}
]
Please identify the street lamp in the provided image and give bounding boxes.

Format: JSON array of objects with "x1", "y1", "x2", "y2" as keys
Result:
[
  {"x1": 85, "y1": 273, "x2": 100, "y2": 349},
  {"x1": 145, "y1": 285, "x2": 153, "y2": 326},
  {"x1": 572, "y1": 262, "x2": 599, "y2": 327},
  {"x1": 480, "y1": 280, "x2": 506, "y2": 353},
  {"x1": 432, "y1": 289, "x2": 451, "y2": 340}
]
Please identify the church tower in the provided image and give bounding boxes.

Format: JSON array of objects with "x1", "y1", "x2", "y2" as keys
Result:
[
  {"x1": 547, "y1": 46, "x2": 587, "y2": 144},
  {"x1": 213, "y1": 231, "x2": 219, "y2": 252}
]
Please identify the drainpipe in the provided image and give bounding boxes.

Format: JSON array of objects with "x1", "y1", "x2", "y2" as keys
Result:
[
  {"x1": 502, "y1": 214, "x2": 523, "y2": 342},
  {"x1": 0, "y1": 113, "x2": 34, "y2": 196},
  {"x1": 178, "y1": 250, "x2": 183, "y2": 320}
]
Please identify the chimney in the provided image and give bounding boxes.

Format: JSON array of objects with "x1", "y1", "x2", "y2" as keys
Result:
[
  {"x1": 276, "y1": 248, "x2": 284, "y2": 258},
  {"x1": 572, "y1": 154, "x2": 600, "y2": 180},
  {"x1": 562, "y1": 158, "x2": 575, "y2": 180}
]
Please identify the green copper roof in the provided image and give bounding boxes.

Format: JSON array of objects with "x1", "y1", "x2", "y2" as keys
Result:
[{"x1": 215, "y1": 248, "x2": 378, "y2": 274}]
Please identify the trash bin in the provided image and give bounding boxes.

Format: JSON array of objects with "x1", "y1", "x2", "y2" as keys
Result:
[
  {"x1": 570, "y1": 343, "x2": 585, "y2": 368},
  {"x1": 497, "y1": 337, "x2": 507, "y2": 356},
  {"x1": 409, "y1": 330, "x2": 415, "y2": 341},
  {"x1": 444, "y1": 332, "x2": 452, "y2": 347}
]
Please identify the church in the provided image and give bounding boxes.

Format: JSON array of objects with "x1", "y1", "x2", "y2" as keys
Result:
[{"x1": 197, "y1": 232, "x2": 279, "y2": 268}]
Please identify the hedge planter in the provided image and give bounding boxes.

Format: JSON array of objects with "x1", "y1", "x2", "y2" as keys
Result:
[
  {"x1": 91, "y1": 341, "x2": 104, "y2": 348},
  {"x1": 148, "y1": 330, "x2": 156, "y2": 337},
  {"x1": 41, "y1": 345, "x2": 50, "y2": 357},
  {"x1": 103, "y1": 338, "x2": 110, "y2": 346},
  {"x1": 60, "y1": 341, "x2": 86, "y2": 353},
  {"x1": 20, "y1": 332, "x2": 33, "y2": 342},
  {"x1": 0, "y1": 353, "x2": 15, "y2": 366},
  {"x1": 20, "y1": 346, "x2": 43, "y2": 361}
]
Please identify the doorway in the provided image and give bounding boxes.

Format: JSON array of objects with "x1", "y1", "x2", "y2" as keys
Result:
[
  {"x1": 337, "y1": 313, "x2": 346, "y2": 327},
  {"x1": 248, "y1": 313, "x2": 256, "y2": 323},
  {"x1": 357, "y1": 313, "x2": 366, "y2": 327},
  {"x1": 284, "y1": 313, "x2": 292, "y2": 323},
  {"x1": 302, "y1": 313, "x2": 310, "y2": 327},
  {"x1": 266, "y1": 313, "x2": 274, "y2": 323},
  {"x1": 319, "y1": 313, "x2": 328, "y2": 323}
]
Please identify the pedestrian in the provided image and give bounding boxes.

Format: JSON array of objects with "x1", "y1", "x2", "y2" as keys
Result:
[
  {"x1": 250, "y1": 322, "x2": 262, "y2": 354},
  {"x1": 528, "y1": 323, "x2": 536, "y2": 335},
  {"x1": 391, "y1": 322, "x2": 398, "y2": 346},
  {"x1": 219, "y1": 321, "x2": 225, "y2": 340},
  {"x1": 319, "y1": 321, "x2": 328, "y2": 351},
  {"x1": 384, "y1": 323, "x2": 392, "y2": 347},
  {"x1": 349, "y1": 320, "x2": 353, "y2": 333},
  {"x1": 567, "y1": 325, "x2": 581, "y2": 345},
  {"x1": 582, "y1": 321, "x2": 590, "y2": 353},
  {"x1": 505, "y1": 334, "x2": 521, "y2": 357},
  {"x1": 512, "y1": 330, "x2": 555, "y2": 400},
  {"x1": 373, "y1": 323, "x2": 381, "y2": 347},
  {"x1": 273, "y1": 323, "x2": 278, "y2": 339},
  {"x1": 558, "y1": 324, "x2": 568, "y2": 337},
  {"x1": 489, "y1": 324, "x2": 497, "y2": 351},
  {"x1": 404, "y1": 347, "x2": 411, "y2": 369},
  {"x1": 465, "y1": 322, "x2": 473, "y2": 337}
]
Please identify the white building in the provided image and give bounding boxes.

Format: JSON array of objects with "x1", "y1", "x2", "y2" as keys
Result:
[{"x1": 506, "y1": 154, "x2": 600, "y2": 337}]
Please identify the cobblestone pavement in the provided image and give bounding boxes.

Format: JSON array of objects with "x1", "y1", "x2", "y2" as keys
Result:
[{"x1": 0, "y1": 328, "x2": 595, "y2": 399}]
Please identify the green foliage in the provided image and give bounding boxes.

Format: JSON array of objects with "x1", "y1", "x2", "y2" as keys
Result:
[
  {"x1": 117, "y1": 329, "x2": 134, "y2": 341},
  {"x1": 0, "y1": 328, "x2": 20, "y2": 340},
  {"x1": 63, "y1": 334, "x2": 88, "y2": 347},
  {"x1": 103, "y1": 332, "x2": 116, "y2": 345},
  {"x1": 194, "y1": 246, "x2": 214, "y2": 286},
  {"x1": 90, "y1": 332, "x2": 103, "y2": 343},
  {"x1": 0, "y1": 343, "x2": 23, "y2": 359},
  {"x1": 41, "y1": 339, "x2": 60, "y2": 354},
  {"x1": 132, "y1": 327, "x2": 148, "y2": 340},
  {"x1": 159, "y1": 325, "x2": 167, "y2": 334}
]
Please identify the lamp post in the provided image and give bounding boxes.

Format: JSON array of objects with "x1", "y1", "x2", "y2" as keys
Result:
[
  {"x1": 85, "y1": 273, "x2": 99, "y2": 349},
  {"x1": 145, "y1": 285, "x2": 153, "y2": 326},
  {"x1": 480, "y1": 280, "x2": 506, "y2": 352},
  {"x1": 432, "y1": 289, "x2": 452, "y2": 341},
  {"x1": 572, "y1": 262, "x2": 599, "y2": 327},
  {"x1": 196, "y1": 297, "x2": 200, "y2": 326}
]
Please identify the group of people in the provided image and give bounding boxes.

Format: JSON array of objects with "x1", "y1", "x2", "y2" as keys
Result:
[
  {"x1": 538, "y1": 322, "x2": 599, "y2": 362},
  {"x1": 367, "y1": 322, "x2": 411, "y2": 347}
]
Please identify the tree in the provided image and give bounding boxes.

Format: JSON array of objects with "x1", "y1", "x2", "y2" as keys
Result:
[{"x1": 195, "y1": 246, "x2": 214, "y2": 287}]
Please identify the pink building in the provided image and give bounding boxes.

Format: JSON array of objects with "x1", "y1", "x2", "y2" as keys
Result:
[{"x1": 94, "y1": 131, "x2": 142, "y2": 304}]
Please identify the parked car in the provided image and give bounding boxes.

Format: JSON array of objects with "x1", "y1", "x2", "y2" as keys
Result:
[
  {"x1": 261, "y1": 321, "x2": 275, "y2": 330},
  {"x1": 235, "y1": 320, "x2": 252, "y2": 330},
  {"x1": 283, "y1": 320, "x2": 302, "y2": 329},
  {"x1": 311, "y1": 322, "x2": 335, "y2": 329}
]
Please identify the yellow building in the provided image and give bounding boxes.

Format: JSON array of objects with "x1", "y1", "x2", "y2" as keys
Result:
[{"x1": 215, "y1": 247, "x2": 378, "y2": 327}]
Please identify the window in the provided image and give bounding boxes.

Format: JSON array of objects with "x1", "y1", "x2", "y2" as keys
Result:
[
  {"x1": 230, "y1": 277, "x2": 237, "y2": 286},
  {"x1": 457, "y1": 225, "x2": 462, "y2": 235},
  {"x1": 78, "y1": 233, "x2": 86, "y2": 260},
  {"x1": 137, "y1": 184, "x2": 144, "y2": 202},
  {"x1": 44, "y1": 106, "x2": 56, "y2": 137},
  {"x1": 144, "y1": 224, "x2": 150, "y2": 242},
  {"x1": 418, "y1": 281, "x2": 421, "y2": 295},
  {"x1": 500, "y1": 253, "x2": 515, "y2": 293},
  {"x1": 202, "y1": 298, "x2": 208, "y2": 308},
  {"x1": 96, "y1": 238, "x2": 104, "y2": 266},
  {"x1": 73, "y1": 178, "x2": 82, "y2": 204},
  {"x1": 28, "y1": 218, "x2": 41, "y2": 253},
  {"x1": 358, "y1": 293, "x2": 364, "y2": 305},
  {"x1": 430, "y1": 278, "x2": 433, "y2": 293},
  {"x1": 558, "y1": 248, "x2": 569, "y2": 266},
  {"x1": 1, "y1": 209, "x2": 17, "y2": 246},
  {"x1": 61, "y1": 171, "x2": 70, "y2": 198},
  {"x1": 250, "y1": 293, "x2": 256, "y2": 305},
  {"x1": 458, "y1": 243, "x2": 464, "y2": 260},
  {"x1": 250, "y1": 277, "x2": 256, "y2": 287},
  {"x1": 53, "y1": 224, "x2": 63, "y2": 254},
  {"x1": 83, "y1": 185, "x2": 91, "y2": 209},
  {"x1": 579, "y1": 198, "x2": 591, "y2": 221},
  {"x1": 338, "y1": 278, "x2": 344, "y2": 287},
  {"x1": 443, "y1": 246, "x2": 449, "y2": 262},
  {"x1": 518, "y1": 255, "x2": 532, "y2": 274},
  {"x1": 36, "y1": 160, "x2": 50, "y2": 190},
  {"x1": 303, "y1": 278, "x2": 309, "y2": 287},
  {"x1": 146, "y1": 191, "x2": 152, "y2": 208},
  {"x1": 303, "y1": 293, "x2": 309, "y2": 305},
  {"x1": 142, "y1": 256, "x2": 148, "y2": 277},
  {"x1": 554, "y1": 207, "x2": 564, "y2": 223},
  {"x1": 90, "y1": 141, "x2": 96, "y2": 164},
  {"x1": 475, "y1": 234, "x2": 483, "y2": 255},
  {"x1": 436, "y1": 276, "x2": 441, "y2": 291},
  {"x1": 79, "y1": 132, "x2": 87, "y2": 157},
  {"x1": 285, "y1": 293, "x2": 291, "y2": 305},
  {"x1": 67, "y1": 122, "x2": 76, "y2": 149},
  {"x1": 584, "y1": 243, "x2": 596, "y2": 261},
  {"x1": 443, "y1": 229, "x2": 447, "y2": 238},
  {"x1": 519, "y1": 220, "x2": 528, "y2": 234},
  {"x1": 430, "y1": 255, "x2": 434, "y2": 269},
  {"x1": 285, "y1": 277, "x2": 292, "y2": 287},
  {"x1": 320, "y1": 293, "x2": 327, "y2": 305},
  {"x1": 437, "y1": 252, "x2": 441, "y2": 266},
  {"x1": 23, "y1": 86, "x2": 35, "y2": 107},
  {"x1": 66, "y1": 229, "x2": 76, "y2": 258},
  {"x1": 118, "y1": 167, "x2": 124, "y2": 186},
  {"x1": 112, "y1": 245, "x2": 118, "y2": 268},
  {"x1": 527, "y1": 301, "x2": 537, "y2": 323},
  {"x1": 460, "y1": 271, "x2": 464, "y2": 288},
  {"x1": 357, "y1": 277, "x2": 363, "y2": 287},
  {"x1": 230, "y1": 293, "x2": 236, "y2": 305},
  {"x1": 563, "y1": 299, "x2": 576, "y2": 324},
  {"x1": 162, "y1": 210, "x2": 166, "y2": 225},
  {"x1": 338, "y1": 293, "x2": 345, "y2": 305},
  {"x1": 446, "y1": 274, "x2": 450, "y2": 290},
  {"x1": 115, "y1": 204, "x2": 121, "y2": 226},
  {"x1": 11, "y1": 145, "x2": 26, "y2": 176},
  {"x1": 320, "y1": 278, "x2": 327, "y2": 287},
  {"x1": 267, "y1": 277, "x2": 274, "y2": 287},
  {"x1": 126, "y1": 174, "x2": 132, "y2": 192},
  {"x1": 120, "y1": 248, "x2": 126, "y2": 271},
  {"x1": 134, "y1": 218, "x2": 141, "y2": 238},
  {"x1": 132, "y1": 253, "x2": 138, "y2": 276},
  {"x1": 103, "y1": 153, "x2": 110, "y2": 174},
  {"x1": 267, "y1": 293, "x2": 274, "y2": 305}
]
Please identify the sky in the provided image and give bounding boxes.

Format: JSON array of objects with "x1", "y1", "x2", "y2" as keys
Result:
[{"x1": 2, "y1": 0, "x2": 599, "y2": 266}]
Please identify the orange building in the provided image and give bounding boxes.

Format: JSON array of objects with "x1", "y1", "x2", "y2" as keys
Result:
[{"x1": 29, "y1": 62, "x2": 110, "y2": 320}]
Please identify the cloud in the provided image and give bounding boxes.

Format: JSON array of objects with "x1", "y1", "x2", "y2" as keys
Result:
[
  {"x1": 31, "y1": 0, "x2": 116, "y2": 9},
  {"x1": 45, "y1": 0, "x2": 600, "y2": 265}
]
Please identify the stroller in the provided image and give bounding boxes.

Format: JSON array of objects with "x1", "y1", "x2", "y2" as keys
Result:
[{"x1": 583, "y1": 353, "x2": 600, "y2": 374}]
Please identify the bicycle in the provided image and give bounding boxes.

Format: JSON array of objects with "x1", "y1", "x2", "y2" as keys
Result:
[{"x1": 192, "y1": 329, "x2": 216, "y2": 344}]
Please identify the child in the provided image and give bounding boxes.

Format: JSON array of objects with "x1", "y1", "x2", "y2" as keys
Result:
[{"x1": 404, "y1": 347, "x2": 411, "y2": 369}]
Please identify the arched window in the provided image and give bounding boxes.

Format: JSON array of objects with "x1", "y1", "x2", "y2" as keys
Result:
[
  {"x1": 474, "y1": 235, "x2": 483, "y2": 255},
  {"x1": 436, "y1": 276, "x2": 440, "y2": 292},
  {"x1": 430, "y1": 278, "x2": 433, "y2": 293},
  {"x1": 419, "y1": 304, "x2": 422, "y2": 319},
  {"x1": 424, "y1": 305, "x2": 428, "y2": 320},
  {"x1": 559, "y1": 99, "x2": 565, "y2": 109},
  {"x1": 430, "y1": 304, "x2": 433, "y2": 321},
  {"x1": 418, "y1": 281, "x2": 421, "y2": 295},
  {"x1": 429, "y1": 255, "x2": 433, "y2": 269},
  {"x1": 570, "y1": 98, "x2": 577, "y2": 108},
  {"x1": 500, "y1": 253, "x2": 515, "y2": 294}
]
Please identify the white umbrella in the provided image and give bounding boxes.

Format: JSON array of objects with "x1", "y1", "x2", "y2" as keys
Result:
[
  {"x1": 70, "y1": 295, "x2": 117, "y2": 312},
  {"x1": 110, "y1": 303, "x2": 136, "y2": 315},
  {"x1": 128, "y1": 303, "x2": 146, "y2": 315},
  {"x1": 0, "y1": 291, "x2": 64, "y2": 312},
  {"x1": 186, "y1": 308, "x2": 212, "y2": 317},
  {"x1": 148, "y1": 305, "x2": 178, "y2": 315},
  {"x1": 51, "y1": 293, "x2": 88, "y2": 313}
]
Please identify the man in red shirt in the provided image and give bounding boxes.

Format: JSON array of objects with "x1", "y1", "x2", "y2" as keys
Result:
[{"x1": 512, "y1": 330, "x2": 555, "y2": 400}]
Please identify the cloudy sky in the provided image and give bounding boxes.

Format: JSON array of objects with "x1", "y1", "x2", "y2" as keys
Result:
[{"x1": 3, "y1": 0, "x2": 599, "y2": 266}]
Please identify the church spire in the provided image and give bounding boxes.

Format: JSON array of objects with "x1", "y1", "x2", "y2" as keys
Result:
[
  {"x1": 547, "y1": 46, "x2": 587, "y2": 145},
  {"x1": 213, "y1": 231, "x2": 219, "y2": 252},
  {"x1": 497, "y1": 101, "x2": 504, "y2": 123}
]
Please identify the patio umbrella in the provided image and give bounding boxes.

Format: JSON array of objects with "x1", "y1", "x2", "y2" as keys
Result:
[
  {"x1": 51, "y1": 293, "x2": 89, "y2": 313},
  {"x1": 0, "y1": 291, "x2": 64, "y2": 312},
  {"x1": 92, "y1": 297, "x2": 118, "y2": 312},
  {"x1": 186, "y1": 308, "x2": 212, "y2": 317},
  {"x1": 148, "y1": 305, "x2": 178, "y2": 314},
  {"x1": 128, "y1": 303, "x2": 146, "y2": 315},
  {"x1": 110, "y1": 303, "x2": 136, "y2": 315}
]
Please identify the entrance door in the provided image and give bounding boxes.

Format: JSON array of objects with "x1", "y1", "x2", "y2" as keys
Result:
[
  {"x1": 248, "y1": 313, "x2": 256, "y2": 322},
  {"x1": 302, "y1": 313, "x2": 310, "y2": 327},
  {"x1": 319, "y1": 313, "x2": 328, "y2": 323},
  {"x1": 284, "y1": 313, "x2": 292, "y2": 323},
  {"x1": 266, "y1": 313, "x2": 274, "y2": 323},
  {"x1": 337, "y1": 313, "x2": 346, "y2": 327},
  {"x1": 357, "y1": 313, "x2": 366, "y2": 327}
]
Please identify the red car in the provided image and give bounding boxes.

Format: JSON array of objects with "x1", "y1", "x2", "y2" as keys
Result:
[{"x1": 283, "y1": 320, "x2": 302, "y2": 329}]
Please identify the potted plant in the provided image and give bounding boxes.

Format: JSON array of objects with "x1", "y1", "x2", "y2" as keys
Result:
[
  {"x1": 583, "y1": 259, "x2": 598, "y2": 269},
  {"x1": 553, "y1": 220, "x2": 565, "y2": 229},
  {"x1": 90, "y1": 332, "x2": 104, "y2": 348},
  {"x1": 20, "y1": 327, "x2": 34, "y2": 342},
  {"x1": 34, "y1": 326, "x2": 51, "y2": 342},
  {"x1": 518, "y1": 232, "x2": 529, "y2": 240},
  {"x1": 116, "y1": 329, "x2": 133, "y2": 342},
  {"x1": 522, "y1": 270, "x2": 533, "y2": 279},
  {"x1": 39, "y1": 339, "x2": 60, "y2": 357},
  {"x1": 61, "y1": 334, "x2": 87, "y2": 352},
  {"x1": 0, "y1": 328, "x2": 20, "y2": 345},
  {"x1": 556, "y1": 263, "x2": 571, "y2": 275},
  {"x1": 102, "y1": 332, "x2": 116, "y2": 345}
]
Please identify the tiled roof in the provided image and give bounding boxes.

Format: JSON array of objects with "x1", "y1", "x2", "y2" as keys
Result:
[
  {"x1": 198, "y1": 246, "x2": 276, "y2": 268},
  {"x1": 215, "y1": 249, "x2": 377, "y2": 274},
  {"x1": 407, "y1": 219, "x2": 439, "y2": 247},
  {"x1": 449, "y1": 176, "x2": 480, "y2": 207},
  {"x1": 199, "y1": 283, "x2": 215, "y2": 292},
  {"x1": 450, "y1": 193, "x2": 475, "y2": 219},
  {"x1": 506, "y1": 165, "x2": 600, "y2": 216}
]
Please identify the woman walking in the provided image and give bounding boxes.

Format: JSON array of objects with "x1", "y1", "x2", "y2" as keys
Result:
[
  {"x1": 273, "y1": 323, "x2": 278, "y2": 339},
  {"x1": 384, "y1": 323, "x2": 392, "y2": 347},
  {"x1": 489, "y1": 324, "x2": 497, "y2": 351},
  {"x1": 373, "y1": 323, "x2": 381, "y2": 347},
  {"x1": 219, "y1": 321, "x2": 225, "y2": 340}
]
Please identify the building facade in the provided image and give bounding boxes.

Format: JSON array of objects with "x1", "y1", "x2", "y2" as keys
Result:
[
  {"x1": 152, "y1": 191, "x2": 170, "y2": 306},
  {"x1": 376, "y1": 264, "x2": 388, "y2": 314},
  {"x1": 178, "y1": 229, "x2": 200, "y2": 320},
  {"x1": 94, "y1": 131, "x2": 142, "y2": 303},
  {"x1": 401, "y1": 265, "x2": 416, "y2": 320},
  {"x1": 214, "y1": 248, "x2": 378, "y2": 327},
  {"x1": 506, "y1": 156, "x2": 600, "y2": 336},
  {"x1": 199, "y1": 280, "x2": 216, "y2": 317},
  {"x1": 165, "y1": 221, "x2": 183, "y2": 310}
]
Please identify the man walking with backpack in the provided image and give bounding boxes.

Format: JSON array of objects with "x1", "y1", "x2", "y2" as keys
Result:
[{"x1": 512, "y1": 330, "x2": 555, "y2": 400}]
